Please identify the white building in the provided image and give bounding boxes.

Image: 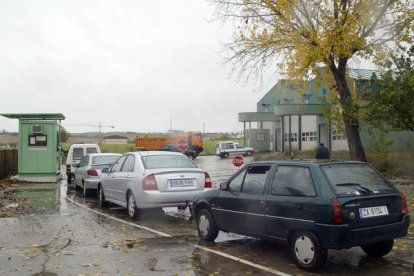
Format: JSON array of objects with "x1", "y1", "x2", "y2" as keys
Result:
[{"x1": 103, "y1": 135, "x2": 128, "y2": 144}]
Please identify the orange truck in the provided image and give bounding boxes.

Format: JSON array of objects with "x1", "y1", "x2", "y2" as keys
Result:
[{"x1": 135, "y1": 131, "x2": 204, "y2": 157}]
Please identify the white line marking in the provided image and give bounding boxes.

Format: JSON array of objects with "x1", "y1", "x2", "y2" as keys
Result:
[
  {"x1": 66, "y1": 196, "x2": 292, "y2": 276},
  {"x1": 194, "y1": 245, "x2": 292, "y2": 276},
  {"x1": 65, "y1": 196, "x2": 172, "y2": 238}
]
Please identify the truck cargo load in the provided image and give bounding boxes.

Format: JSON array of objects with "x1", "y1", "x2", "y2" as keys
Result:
[{"x1": 135, "y1": 131, "x2": 204, "y2": 157}]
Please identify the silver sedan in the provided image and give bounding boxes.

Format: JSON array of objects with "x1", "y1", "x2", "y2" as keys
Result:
[
  {"x1": 98, "y1": 151, "x2": 212, "y2": 219},
  {"x1": 74, "y1": 153, "x2": 122, "y2": 197}
]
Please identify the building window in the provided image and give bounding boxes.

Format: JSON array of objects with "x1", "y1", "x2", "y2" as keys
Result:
[
  {"x1": 301, "y1": 131, "x2": 317, "y2": 142},
  {"x1": 284, "y1": 133, "x2": 297, "y2": 142},
  {"x1": 332, "y1": 130, "x2": 346, "y2": 140},
  {"x1": 256, "y1": 132, "x2": 265, "y2": 142}
]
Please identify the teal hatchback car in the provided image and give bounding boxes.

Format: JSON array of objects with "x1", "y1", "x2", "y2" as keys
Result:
[{"x1": 191, "y1": 160, "x2": 410, "y2": 271}]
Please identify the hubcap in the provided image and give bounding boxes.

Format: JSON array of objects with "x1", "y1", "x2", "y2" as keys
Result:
[
  {"x1": 294, "y1": 235, "x2": 315, "y2": 264},
  {"x1": 198, "y1": 214, "x2": 210, "y2": 236},
  {"x1": 128, "y1": 194, "x2": 135, "y2": 217}
]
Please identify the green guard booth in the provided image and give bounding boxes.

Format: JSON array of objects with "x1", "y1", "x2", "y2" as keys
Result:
[{"x1": 1, "y1": 113, "x2": 65, "y2": 182}]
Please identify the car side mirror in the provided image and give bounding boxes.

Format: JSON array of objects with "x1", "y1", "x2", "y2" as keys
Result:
[
  {"x1": 75, "y1": 164, "x2": 80, "y2": 168},
  {"x1": 101, "y1": 167, "x2": 109, "y2": 174},
  {"x1": 219, "y1": 182, "x2": 227, "y2": 190}
]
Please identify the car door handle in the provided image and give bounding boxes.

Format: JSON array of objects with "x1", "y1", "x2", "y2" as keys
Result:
[{"x1": 126, "y1": 175, "x2": 133, "y2": 179}]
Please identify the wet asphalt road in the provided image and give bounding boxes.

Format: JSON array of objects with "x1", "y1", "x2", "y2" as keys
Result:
[{"x1": 0, "y1": 155, "x2": 413, "y2": 275}]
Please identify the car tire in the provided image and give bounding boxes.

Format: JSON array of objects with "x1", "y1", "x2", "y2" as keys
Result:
[
  {"x1": 127, "y1": 192, "x2": 139, "y2": 220},
  {"x1": 196, "y1": 209, "x2": 219, "y2": 241},
  {"x1": 361, "y1": 240, "x2": 394, "y2": 257},
  {"x1": 224, "y1": 153, "x2": 229, "y2": 158},
  {"x1": 246, "y1": 151, "x2": 253, "y2": 156},
  {"x1": 98, "y1": 185, "x2": 108, "y2": 208},
  {"x1": 67, "y1": 175, "x2": 72, "y2": 184},
  {"x1": 83, "y1": 182, "x2": 90, "y2": 197},
  {"x1": 290, "y1": 231, "x2": 327, "y2": 271}
]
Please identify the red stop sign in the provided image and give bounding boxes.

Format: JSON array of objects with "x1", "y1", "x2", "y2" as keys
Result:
[
  {"x1": 176, "y1": 138, "x2": 189, "y2": 151},
  {"x1": 232, "y1": 155, "x2": 244, "y2": 167}
]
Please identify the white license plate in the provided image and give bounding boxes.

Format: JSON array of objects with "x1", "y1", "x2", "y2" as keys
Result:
[
  {"x1": 170, "y1": 179, "x2": 195, "y2": 188},
  {"x1": 359, "y1": 206, "x2": 389, "y2": 218}
]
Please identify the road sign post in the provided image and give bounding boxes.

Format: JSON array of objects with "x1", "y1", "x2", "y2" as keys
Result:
[
  {"x1": 232, "y1": 155, "x2": 244, "y2": 167},
  {"x1": 176, "y1": 138, "x2": 189, "y2": 151}
]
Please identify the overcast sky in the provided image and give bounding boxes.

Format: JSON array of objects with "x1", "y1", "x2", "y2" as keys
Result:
[{"x1": 0, "y1": 0, "x2": 277, "y2": 134}]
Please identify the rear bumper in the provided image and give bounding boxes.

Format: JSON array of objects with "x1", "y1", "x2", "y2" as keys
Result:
[
  {"x1": 316, "y1": 215, "x2": 410, "y2": 249},
  {"x1": 84, "y1": 178, "x2": 99, "y2": 190},
  {"x1": 135, "y1": 190, "x2": 202, "y2": 209}
]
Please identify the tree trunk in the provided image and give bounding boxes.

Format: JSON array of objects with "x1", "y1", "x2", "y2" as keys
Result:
[{"x1": 330, "y1": 62, "x2": 367, "y2": 162}]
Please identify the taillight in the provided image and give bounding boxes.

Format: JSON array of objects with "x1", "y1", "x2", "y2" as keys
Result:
[
  {"x1": 204, "y1": 172, "x2": 212, "y2": 188},
  {"x1": 401, "y1": 192, "x2": 408, "y2": 214},
  {"x1": 331, "y1": 198, "x2": 344, "y2": 224},
  {"x1": 87, "y1": 169, "x2": 98, "y2": 176},
  {"x1": 143, "y1": 174, "x2": 158, "y2": 190},
  {"x1": 66, "y1": 164, "x2": 71, "y2": 172}
]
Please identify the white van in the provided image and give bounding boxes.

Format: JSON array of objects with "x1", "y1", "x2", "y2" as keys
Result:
[{"x1": 66, "y1": 144, "x2": 101, "y2": 184}]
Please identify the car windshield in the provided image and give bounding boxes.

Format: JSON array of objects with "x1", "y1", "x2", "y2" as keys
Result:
[
  {"x1": 92, "y1": 155, "x2": 120, "y2": 165},
  {"x1": 141, "y1": 154, "x2": 198, "y2": 169},
  {"x1": 321, "y1": 163, "x2": 395, "y2": 196}
]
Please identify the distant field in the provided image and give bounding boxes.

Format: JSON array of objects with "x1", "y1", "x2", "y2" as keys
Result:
[{"x1": 100, "y1": 144, "x2": 135, "y2": 154}]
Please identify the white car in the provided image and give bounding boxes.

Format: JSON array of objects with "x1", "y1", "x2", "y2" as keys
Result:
[
  {"x1": 74, "y1": 153, "x2": 121, "y2": 197},
  {"x1": 98, "y1": 151, "x2": 212, "y2": 219},
  {"x1": 66, "y1": 144, "x2": 101, "y2": 184},
  {"x1": 215, "y1": 141, "x2": 254, "y2": 158}
]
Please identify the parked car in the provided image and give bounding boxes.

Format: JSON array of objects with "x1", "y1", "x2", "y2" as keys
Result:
[
  {"x1": 74, "y1": 153, "x2": 121, "y2": 197},
  {"x1": 191, "y1": 160, "x2": 410, "y2": 271},
  {"x1": 66, "y1": 144, "x2": 101, "y2": 184},
  {"x1": 160, "y1": 144, "x2": 198, "y2": 159},
  {"x1": 98, "y1": 151, "x2": 212, "y2": 219},
  {"x1": 215, "y1": 141, "x2": 254, "y2": 158}
]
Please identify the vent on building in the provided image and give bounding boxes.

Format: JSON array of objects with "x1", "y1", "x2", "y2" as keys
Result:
[{"x1": 32, "y1": 125, "x2": 42, "y2": 134}]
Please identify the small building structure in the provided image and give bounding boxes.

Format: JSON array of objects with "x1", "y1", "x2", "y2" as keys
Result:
[
  {"x1": 0, "y1": 113, "x2": 65, "y2": 182},
  {"x1": 103, "y1": 134, "x2": 128, "y2": 144},
  {"x1": 239, "y1": 69, "x2": 413, "y2": 153}
]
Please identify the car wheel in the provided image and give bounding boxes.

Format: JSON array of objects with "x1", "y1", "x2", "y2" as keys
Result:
[
  {"x1": 290, "y1": 231, "x2": 327, "y2": 271},
  {"x1": 196, "y1": 209, "x2": 219, "y2": 241},
  {"x1": 246, "y1": 151, "x2": 252, "y2": 156},
  {"x1": 83, "y1": 182, "x2": 90, "y2": 197},
  {"x1": 224, "y1": 153, "x2": 229, "y2": 158},
  {"x1": 98, "y1": 185, "x2": 108, "y2": 207},
  {"x1": 127, "y1": 192, "x2": 139, "y2": 220},
  {"x1": 361, "y1": 240, "x2": 394, "y2": 257}
]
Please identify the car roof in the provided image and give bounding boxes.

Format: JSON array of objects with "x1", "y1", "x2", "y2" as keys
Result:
[
  {"x1": 85, "y1": 153, "x2": 122, "y2": 157},
  {"x1": 127, "y1": 151, "x2": 186, "y2": 157},
  {"x1": 246, "y1": 159, "x2": 366, "y2": 166}
]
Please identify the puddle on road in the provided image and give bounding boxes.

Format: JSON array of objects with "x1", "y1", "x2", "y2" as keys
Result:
[{"x1": 14, "y1": 185, "x2": 60, "y2": 215}]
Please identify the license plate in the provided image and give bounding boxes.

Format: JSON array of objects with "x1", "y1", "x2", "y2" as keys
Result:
[
  {"x1": 170, "y1": 179, "x2": 195, "y2": 188},
  {"x1": 359, "y1": 206, "x2": 389, "y2": 218}
]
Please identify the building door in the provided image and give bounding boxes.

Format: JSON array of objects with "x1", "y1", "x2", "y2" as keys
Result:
[
  {"x1": 319, "y1": 124, "x2": 328, "y2": 145},
  {"x1": 275, "y1": 128, "x2": 282, "y2": 151}
]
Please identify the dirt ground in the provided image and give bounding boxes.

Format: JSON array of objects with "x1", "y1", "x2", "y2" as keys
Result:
[{"x1": 0, "y1": 178, "x2": 28, "y2": 217}]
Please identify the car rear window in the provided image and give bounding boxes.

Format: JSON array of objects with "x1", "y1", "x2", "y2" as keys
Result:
[
  {"x1": 92, "y1": 155, "x2": 120, "y2": 165},
  {"x1": 86, "y1": 147, "x2": 98, "y2": 154},
  {"x1": 73, "y1": 148, "x2": 83, "y2": 160},
  {"x1": 321, "y1": 163, "x2": 395, "y2": 196},
  {"x1": 141, "y1": 154, "x2": 198, "y2": 169}
]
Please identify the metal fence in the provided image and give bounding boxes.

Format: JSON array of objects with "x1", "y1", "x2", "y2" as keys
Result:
[{"x1": 0, "y1": 149, "x2": 18, "y2": 179}]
